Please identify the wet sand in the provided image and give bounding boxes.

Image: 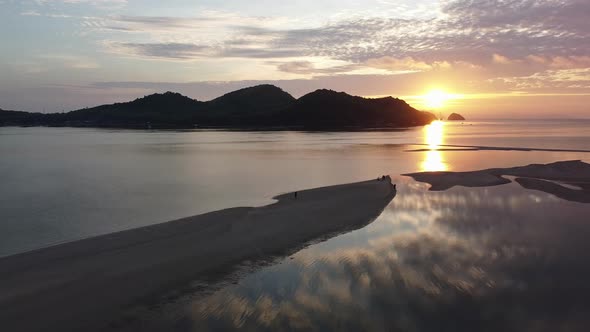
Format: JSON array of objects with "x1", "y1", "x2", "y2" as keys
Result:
[
  {"x1": 0, "y1": 179, "x2": 396, "y2": 332},
  {"x1": 515, "y1": 177, "x2": 590, "y2": 203},
  {"x1": 406, "y1": 144, "x2": 590, "y2": 153},
  {"x1": 405, "y1": 160, "x2": 590, "y2": 203}
]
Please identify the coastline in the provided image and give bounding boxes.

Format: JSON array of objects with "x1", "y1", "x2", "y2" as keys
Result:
[
  {"x1": 0, "y1": 123, "x2": 430, "y2": 131},
  {"x1": 404, "y1": 160, "x2": 590, "y2": 202},
  {"x1": 0, "y1": 178, "x2": 396, "y2": 332}
]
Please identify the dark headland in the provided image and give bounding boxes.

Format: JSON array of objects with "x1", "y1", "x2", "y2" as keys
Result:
[{"x1": 0, "y1": 85, "x2": 436, "y2": 129}]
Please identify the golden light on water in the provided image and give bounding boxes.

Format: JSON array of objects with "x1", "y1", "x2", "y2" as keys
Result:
[
  {"x1": 422, "y1": 150, "x2": 447, "y2": 172},
  {"x1": 425, "y1": 120, "x2": 444, "y2": 149},
  {"x1": 421, "y1": 120, "x2": 448, "y2": 172}
]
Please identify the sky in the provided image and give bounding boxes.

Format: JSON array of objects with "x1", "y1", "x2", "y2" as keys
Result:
[{"x1": 0, "y1": 0, "x2": 589, "y2": 118}]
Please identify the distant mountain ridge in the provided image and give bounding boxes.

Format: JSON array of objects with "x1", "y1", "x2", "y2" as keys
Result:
[{"x1": 0, "y1": 85, "x2": 436, "y2": 129}]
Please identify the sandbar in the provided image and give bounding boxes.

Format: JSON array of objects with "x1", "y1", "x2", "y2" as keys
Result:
[
  {"x1": 405, "y1": 160, "x2": 590, "y2": 203},
  {"x1": 0, "y1": 179, "x2": 396, "y2": 332}
]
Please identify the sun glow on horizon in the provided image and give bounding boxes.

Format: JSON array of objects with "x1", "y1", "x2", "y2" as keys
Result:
[{"x1": 423, "y1": 89, "x2": 450, "y2": 109}]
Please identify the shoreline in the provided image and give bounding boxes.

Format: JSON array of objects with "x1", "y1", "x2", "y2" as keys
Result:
[
  {"x1": 0, "y1": 178, "x2": 396, "y2": 332},
  {"x1": 0, "y1": 124, "x2": 426, "y2": 132},
  {"x1": 406, "y1": 144, "x2": 590, "y2": 153},
  {"x1": 404, "y1": 160, "x2": 590, "y2": 203}
]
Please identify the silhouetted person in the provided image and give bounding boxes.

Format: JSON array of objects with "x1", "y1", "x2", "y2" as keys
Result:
[{"x1": 294, "y1": 191, "x2": 298, "y2": 199}]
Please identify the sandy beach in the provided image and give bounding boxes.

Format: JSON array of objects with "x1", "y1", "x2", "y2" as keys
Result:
[{"x1": 0, "y1": 178, "x2": 395, "y2": 332}]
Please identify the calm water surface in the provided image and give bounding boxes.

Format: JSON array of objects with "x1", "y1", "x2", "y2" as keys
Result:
[
  {"x1": 2, "y1": 120, "x2": 590, "y2": 331},
  {"x1": 1, "y1": 120, "x2": 589, "y2": 255},
  {"x1": 111, "y1": 177, "x2": 590, "y2": 332}
]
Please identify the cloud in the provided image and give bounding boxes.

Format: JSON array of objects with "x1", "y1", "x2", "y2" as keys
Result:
[
  {"x1": 272, "y1": 59, "x2": 397, "y2": 76},
  {"x1": 501, "y1": 68, "x2": 590, "y2": 91},
  {"x1": 40, "y1": 54, "x2": 100, "y2": 69},
  {"x1": 105, "y1": 13, "x2": 286, "y2": 34},
  {"x1": 108, "y1": 15, "x2": 220, "y2": 31},
  {"x1": 492, "y1": 54, "x2": 513, "y2": 65},
  {"x1": 36, "y1": 0, "x2": 127, "y2": 9},
  {"x1": 93, "y1": 0, "x2": 590, "y2": 85},
  {"x1": 269, "y1": 2, "x2": 589, "y2": 64},
  {"x1": 365, "y1": 56, "x2": 451, "y2": 72},
  {"x1": 6, "y1": 0, "x2": 590, "y2": 114},
  {"x1": 107, "y1": 42, "x2": 210, "y2": 60},
  {"x1": 548, "y1": 56, "x2": 590, "y2": 69},
  {"x1": 20, "y1": 10, "x2": 41, "y2": 16},
  {"x1": 107, "y1": 42, "x2": 306, "y2": 60}
]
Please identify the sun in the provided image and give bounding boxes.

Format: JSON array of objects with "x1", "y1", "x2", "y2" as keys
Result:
[{"x1": 423, "y1": 89, "x2": 449, "y2": 109}]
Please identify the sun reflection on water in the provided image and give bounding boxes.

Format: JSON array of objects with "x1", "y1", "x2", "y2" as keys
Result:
[{"x1": 421, "y1": 121, "x2": 448, "y2": 172}]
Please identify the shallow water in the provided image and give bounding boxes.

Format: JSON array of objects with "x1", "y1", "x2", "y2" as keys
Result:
[
  {"x1": 2, "y1": 120, "x2": 590, "y2": 331},
  {"x1": 109, "y1": 176, "x2": 590, "y2": 332},
  {"x1": 1, "y1": 120, "x2": 590, "y2": 256}
]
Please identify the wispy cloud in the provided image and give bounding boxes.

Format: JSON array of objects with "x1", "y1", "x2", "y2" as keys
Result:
[
  {"x1": 20, "y1": 10, "x2": 41, "y2": 16},
  {"x1": 3, "y1": 0, "x2": 589, "y2": 115},
  {"x1": 40, "y1": 54, "x2": 100, "y2": 69},
  {"x1": 107, "y1": 42, "x2": 210, "y2": 60},
  {"x1": 92, "y1": 0, "x2": 590, "y2": 80},
  {"x1": 36, "y1": 0, "x2": 127, "y2": 9}
]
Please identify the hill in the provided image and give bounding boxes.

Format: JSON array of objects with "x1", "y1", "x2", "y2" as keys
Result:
[
  {"x1": 447, "y1": 113, "x2": 466, "y2": 121},
  {"x1": 292, "y1": 89, "x2": 435, "y2": 128},
  {"x1": 207, "y1": 85, "x2": 295, "y2": 115},
  {"x1": 45, "y1": 92, "x2": 203, "y2": 127},
  {"x1": 201, "y1": 85, "x2": 296, "y2": 126},
  {"x1": 0, "y1": 109, "x2": 46, "y2": 126},
  {"x1": 0, "y1": 85, "x2": 436, "y2": 129}
]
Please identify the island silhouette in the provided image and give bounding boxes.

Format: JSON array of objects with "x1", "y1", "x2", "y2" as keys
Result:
[
  {"x1": 0, "y1": 85, "x2": 436, "y2": 129},
  {"x1": 447, "y1": 112, "x2": 466, "y2": 121}
]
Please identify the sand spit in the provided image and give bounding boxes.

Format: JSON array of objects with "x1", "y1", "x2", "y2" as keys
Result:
[
  {"x1": 0, "y1": 179, "x2": 396, "y2": 332},
  {"x1": 515, "y1": 178, "x2": 590, "y2": 203},
  {"x1": 405, "y1": 160, "x2": 590, "y2": 203},
  {"x1": 405, "y1": 170, "x2": 512, "y2": 191},
  {"x1": 406, "y1": 144, "x2": 590, "y2": 153}
]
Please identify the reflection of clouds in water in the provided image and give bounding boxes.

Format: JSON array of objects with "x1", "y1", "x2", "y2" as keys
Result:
[
  {"x1": 117, "y1": 180, "x2": 590, "y2": 331},
  {"x1": 187, "y1": 233, "x2": 497, "y2": 331}
]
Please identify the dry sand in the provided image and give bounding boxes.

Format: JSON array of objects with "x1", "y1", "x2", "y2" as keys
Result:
[
  {"x1": 405, "y1": 160, "x2": 590, "y2": 203},
  {"x1": 0, "y1": 178, "x2": 396, "y2": 332}
]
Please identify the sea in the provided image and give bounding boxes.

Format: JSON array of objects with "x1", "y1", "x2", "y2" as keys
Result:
[{"x1": 2, "y1": 119, "x2": 590, "y2": 331}]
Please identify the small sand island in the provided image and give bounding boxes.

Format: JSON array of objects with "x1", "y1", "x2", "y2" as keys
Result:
[
  {"x1": 0, "y1": 178, "x2": 395, "y2": 332},
  {"x1": 405, "y1": 160, "x2": 590, "y2": 203}
]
